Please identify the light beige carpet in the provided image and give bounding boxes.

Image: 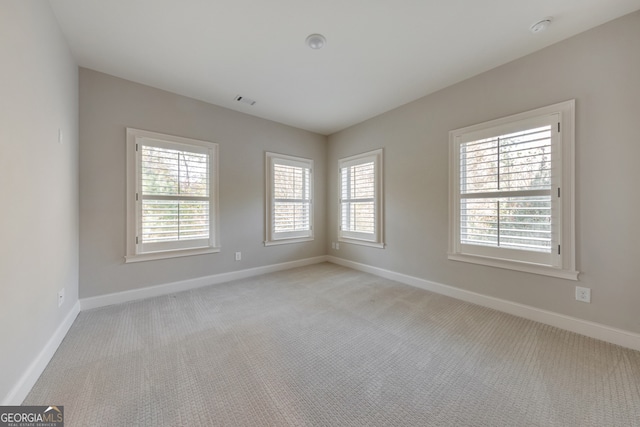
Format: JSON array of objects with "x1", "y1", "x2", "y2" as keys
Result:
[{"x1": 25, "y1": 263, "x2": 640, "y2": 426}]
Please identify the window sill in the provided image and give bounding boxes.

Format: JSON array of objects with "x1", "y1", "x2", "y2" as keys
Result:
[
  {"x1": 125, "y1": 247, "x2": 220, "y2": 263},
  {"x1": 264, "y1": 237, "x2": 314, "y2": 247},
  {"x1": 448, "y1": 253, "x2": 579, "y2": 280},
  {"x1": 338, "y1": 238, "x2": 385, "y2": 249}
]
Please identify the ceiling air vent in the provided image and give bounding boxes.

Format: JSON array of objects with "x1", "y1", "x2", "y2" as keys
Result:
[{"x1": 234, "y1": 95, "x2": 256, "y2": 106}]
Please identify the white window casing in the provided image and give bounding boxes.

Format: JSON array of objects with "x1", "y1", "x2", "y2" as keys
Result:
[
  {"x1": 448, "y1": 100, "x2": 578, "y2": 280},
  {"x1": 265, "y1": 152, "x2": 314, "y2": 246},
  {"x1": 126, "y1": 128, "x2": 220, "y2": 262},
  {"x1": 339, "y1": 149, "x2": 384, "y2": 248}
]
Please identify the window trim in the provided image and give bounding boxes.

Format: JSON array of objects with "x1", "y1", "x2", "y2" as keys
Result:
[
  {"x1": 125, "y1": 128, "x2": 220, "y2": 263},
  {"x1": 448, "y1": 100, "x2": 578, "y2": 280},
  {"x1": 338, "y1": 149, "x2": 384, "y2": 248},
  {"x1": 264, "y1": 152, "x2": 314, "y2": 246}
]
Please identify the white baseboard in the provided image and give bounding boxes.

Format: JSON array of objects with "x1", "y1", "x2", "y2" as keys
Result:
[
  {"x1": 81, "y1": 256, "x2": 329, "y2": 310},
  {"x1": 2, "y1": 300, "x2": 81, "y2": 405},
  {"x1": 328, "y1": 256, "x2": 640, "y2": 352}
]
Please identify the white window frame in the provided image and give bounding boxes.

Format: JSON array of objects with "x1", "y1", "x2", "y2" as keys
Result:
[
  {"x1": 339, "y1": 149, "x2": 384, "y2": 248},
  {"x1": 448, "y1": 100, "x2": 577, "y2": 280},
  {"x1": 265, "y1": 152, "x2": 314, "y2": 246},
  {"x1": 126, "y1": 128, "x2": 220, "y2": 263}
]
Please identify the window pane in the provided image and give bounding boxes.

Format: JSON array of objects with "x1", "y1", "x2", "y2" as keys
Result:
[
  {"x1": 142, "y1": 146, "x2": 208, "y2": 197},
  {"x1": 460, "y1": 138, "x2": 499, "y2": 193},
  {"x1": 341, "y1": 162, "x2": 375, "y2": 198},
  {"x1": 342, "y1": 201, "x2": 375, "y2": 233},
  {"x1": 142, "y1": 200, "x2": 209, "y2": 243},
  {"x1": 460, "y1": 199, "x2": 499, "y2": 247},
  {"x1": 142, "y1": 147, "x2": 179, "y2": 195},
  {"x1": 274, "y1": 201, "x2": 310, "y2": 232},
  {"x1": 274, "y1": 164, "x2": 309, "y2": 199},
  {"x1": 460, "y1": 126, "x2": 551, "y2": 194},
  {"x1": 179, "y1": 152, "x2": 208, "y2": 196},
  {"x1": 499, "y1": 196, "x2": 552, "y2": 252},
  {"x1": 499, "y1": 127, "x2": 551, "y2": 191},
  {"x1": 461, "y1": 196, "x2": 551, "y2": 252}
]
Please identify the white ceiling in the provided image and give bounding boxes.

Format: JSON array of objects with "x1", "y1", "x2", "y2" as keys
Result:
[{"x1": 49, "y1": 0, "x2": 640, "y2": 135}]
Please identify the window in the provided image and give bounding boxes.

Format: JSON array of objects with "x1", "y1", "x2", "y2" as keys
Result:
[
  {"x1": 339, "y1": 149, "x2": 384, "y2": 248},
  {"x1": 448, "y1": 100, "x2": 577, "y2": 280},
  {"x1": 265, "y1": 152, "x2": 313, "y2": 245},
  {"x1": 126, "y1": 128, "x2": 219, "y2": 262}
]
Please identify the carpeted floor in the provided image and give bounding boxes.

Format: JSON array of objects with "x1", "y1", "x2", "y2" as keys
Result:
[{"x1": 25, "y1": 263, "x2": 640, "y2": 426}]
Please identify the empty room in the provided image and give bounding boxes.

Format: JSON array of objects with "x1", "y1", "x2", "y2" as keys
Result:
[{"x1": 2, "y1": 0, "x2": 640, "y2": 425}]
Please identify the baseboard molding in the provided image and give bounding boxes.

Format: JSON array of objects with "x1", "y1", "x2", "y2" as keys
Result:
[
  {"x1": 328, "y1": 256, "x2": 640, "y2": 352},
  {"x1": 81, "y1": 255, "x2": 329, "y2": 310},
  {"x1": 2, "y1": 300, "x2": 81, "y2": 405}
]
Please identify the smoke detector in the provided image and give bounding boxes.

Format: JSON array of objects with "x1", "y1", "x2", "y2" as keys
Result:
[{"x1": 306, "y1": 34, "x2": 326, "y2": 50}]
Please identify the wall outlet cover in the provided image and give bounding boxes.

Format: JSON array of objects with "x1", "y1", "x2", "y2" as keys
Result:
[{"x1": 575, "y1": 286, "x2": 591, "y2": 303}]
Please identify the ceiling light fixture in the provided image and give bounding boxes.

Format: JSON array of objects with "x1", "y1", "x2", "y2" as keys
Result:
[
  {"x1": 530, "y1": 17, "x2": 553, "y2": 33},
  {"x1": 306, "y1": 34, "x2": 326, "y2": 50}
]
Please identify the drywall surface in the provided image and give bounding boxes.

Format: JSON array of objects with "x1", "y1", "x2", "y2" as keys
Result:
[
  {"x1": 0, "y1": 2, "x2": 79, "y2": 402},
  {"x1": 79, "y1": 69, "x2": 327, "y2": 298},
  {"x1": 328, "y1": 11, "x2": 640, "y2": 333}
]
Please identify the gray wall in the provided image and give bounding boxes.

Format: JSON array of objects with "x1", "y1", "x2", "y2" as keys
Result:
[
  {"x1": 327, "y1": 11, "x2": 640, "y2": 333},
  {"x1": 0, "y1": 2, "x2": 79, "y2": 402},
  {"x1": 79, "y1": 69, "x2": 327, "y2": 298}
]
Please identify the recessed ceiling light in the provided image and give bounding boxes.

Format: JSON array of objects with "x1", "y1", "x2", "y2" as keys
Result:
[
  {"x1": 306, "y1": 34, "x2": 326, "y2": 50},
  {"x1": 530, "y1": 17, "x2": 553, "y2": 33}
]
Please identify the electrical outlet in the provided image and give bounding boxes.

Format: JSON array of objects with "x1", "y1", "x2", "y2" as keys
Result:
[
  {"x1": 235, "y1": 252, "x2": 241, "y2": 261},
  {"x1": 575, "y1": 286, "x2": 591, "y2": 303},
  {"x1": 58, "y1": 288, "x2": 65, "y2": 307},
  {"x1": 335, "y1": 243, "x2": 340, "y2": 250},
  {"x1": 331, "y1": 242, "x2": 336, "y2": 249}
]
